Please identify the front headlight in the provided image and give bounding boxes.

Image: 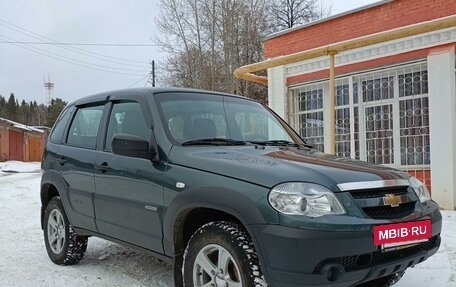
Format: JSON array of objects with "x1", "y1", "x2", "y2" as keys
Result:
[
  {"x1": 409, "y1": 176, "x2": 431, "y2": 203},
  {"x1": 268, "y1": 182, "x2": 346, "y2": 217}
]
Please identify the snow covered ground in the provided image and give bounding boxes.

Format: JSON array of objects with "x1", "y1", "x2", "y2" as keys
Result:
[{"x1": 0, "y1": 161, "x2": 454, "y2": 287}]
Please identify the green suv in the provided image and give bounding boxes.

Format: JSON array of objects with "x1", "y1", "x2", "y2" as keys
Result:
[{"x1": 41, "y1": 88, "x2": 441, "y2": 287}]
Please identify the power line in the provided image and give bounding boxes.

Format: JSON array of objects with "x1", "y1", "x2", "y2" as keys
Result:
[
  {"x1": 0, "y1": 20, "x2": 149, "y2": 67},
  {"x1": 127, "y1": 74, "x2": 150, "y2": 88},
  {"x1": 0, "y1": 33, "x2": 148, "y2": 73},
  {"x1": 0, "y1": 18, "x2": 154, "y2": 66},
  {"x1": 0, "y1": 40, "x2": 162, "y2": 47},
  {"x1": 0, "y1": 35, "x2": 145, "y2": 76}
]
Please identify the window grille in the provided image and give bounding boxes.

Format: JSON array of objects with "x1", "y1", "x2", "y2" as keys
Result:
[
  {"x1": 335, "y1": 80, "x2": 351, "y2": 158},
  {"x1": 289, "y1": 62, "x2": 430, "y2": 172},
  {"x1": 293, "y1": 83, "x2": 325, "y2": 151}
]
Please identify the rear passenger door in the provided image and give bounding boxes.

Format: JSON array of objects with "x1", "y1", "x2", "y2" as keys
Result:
[
  {"x1": 94, "y1": 96, "x2": 165, "y2": 253},
  {"x1": 56, "y1": 104, "x2": 105, "y2": 231}
]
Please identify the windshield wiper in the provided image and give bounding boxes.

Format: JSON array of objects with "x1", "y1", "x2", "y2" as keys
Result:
[
  {"x1": 182, "y1": 138, "x2": 247, "y2": 146},
  {"x1": 247, "y1": 140, "x2": 313, "y2": 148}
]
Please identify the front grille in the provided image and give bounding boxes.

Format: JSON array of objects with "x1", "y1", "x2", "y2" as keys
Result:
[
  {"x1": 362, "y1": 202, "x2": 416, "y2": 219},
  {"x1": 350, "y1": 187, "x2": 409, "y2": 199},
  {"x1": 348, "y1": 187, "x2": 418, "y2": 219},
  {"x1": 314, "y1": 235, "x2": 439, "y2": 273}
]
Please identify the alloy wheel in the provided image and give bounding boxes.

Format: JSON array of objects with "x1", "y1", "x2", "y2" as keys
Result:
[
  {"x1": 193, "y1": 244, "x2": 243, "y2": 287},
  {"x1": 47, "y1": 209, "x2": 66, "y2": 254}
]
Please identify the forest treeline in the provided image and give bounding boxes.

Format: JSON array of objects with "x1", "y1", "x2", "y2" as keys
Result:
[{"x1": 0, "y1": 93, "x2": 66, "y2": 128}]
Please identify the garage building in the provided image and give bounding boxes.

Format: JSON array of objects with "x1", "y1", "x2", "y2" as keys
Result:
[{"x1": 0, "y1": 118, "x2": 48, "y2": 162}]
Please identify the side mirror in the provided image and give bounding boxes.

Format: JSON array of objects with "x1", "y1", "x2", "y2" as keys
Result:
[{"x1": 112, "y1": 134, "x2": 153, "y2": 160}]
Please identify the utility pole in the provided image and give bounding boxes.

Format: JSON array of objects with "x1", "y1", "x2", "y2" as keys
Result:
[
  {"x1": 147, "y1": 60, "x2": 156, "y2": 87},
  {"x1": 152, "y1": 60, "x2": 155, "y2": 87}
]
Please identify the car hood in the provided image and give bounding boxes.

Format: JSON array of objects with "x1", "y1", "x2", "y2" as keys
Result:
[{"x1": 168, "y1": 146, "x2": 409, "y2": 191}]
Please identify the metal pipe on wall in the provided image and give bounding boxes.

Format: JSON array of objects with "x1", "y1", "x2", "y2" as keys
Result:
[
  {"x1": 233, "y1": 14, "x2": 456, "y2": 85},
  {"x1": 328, "y1": 52, "x2": 336, "y2": 155}
]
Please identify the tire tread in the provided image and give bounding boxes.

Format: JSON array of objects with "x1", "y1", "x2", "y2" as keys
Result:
[{"x1": 183, "y1": 221, "x2": 267, "y2": 287}]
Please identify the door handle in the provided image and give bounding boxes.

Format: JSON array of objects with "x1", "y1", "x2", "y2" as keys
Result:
[
  {"x1": 96, "y1": 162, "x2": 111, "y2": 173},
  {"x1": 56, "y1": 157, "x2": 67, "y2": 166}
]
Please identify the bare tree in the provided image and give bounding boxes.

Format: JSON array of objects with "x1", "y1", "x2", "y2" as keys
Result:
[
  {"x1": 267, "y1": 0, "x2": 331, "y2": 32},
  {"x1": 154, "y1": 0, "x2": 327, "y2": 103},
  {"x1": 155, "y1": 0, "x2": 269, "y2": 103}
]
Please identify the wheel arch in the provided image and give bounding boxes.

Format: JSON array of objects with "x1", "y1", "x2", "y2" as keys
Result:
[
  {"x1": 163, "y1": 186, "x2": 269, "y2": 287},
  {"x1": 40, "y1": 182, "x2": 61, "y2": 230}
]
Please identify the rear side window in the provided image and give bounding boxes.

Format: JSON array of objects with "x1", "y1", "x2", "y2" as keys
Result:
[
  {"x1": 67, "y1": 105, "x2": 104, "y2": 149},
  {"x1": 49, "y1": 107, "x2": 71, "y2": 143}
]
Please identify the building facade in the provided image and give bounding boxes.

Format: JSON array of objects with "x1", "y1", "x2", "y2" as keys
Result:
[{"x1": 263, "y1": 0, "x2": 456, "y2": 210}]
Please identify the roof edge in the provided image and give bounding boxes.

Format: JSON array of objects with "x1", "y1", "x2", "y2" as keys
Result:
[{"x1": 264, "y1": 0, "x2": 394, "y2": 41}]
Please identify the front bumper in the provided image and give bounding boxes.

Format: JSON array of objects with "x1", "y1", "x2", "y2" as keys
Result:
[{"x1": 250, "y1": 210, "x2": 442, "y2": 287}]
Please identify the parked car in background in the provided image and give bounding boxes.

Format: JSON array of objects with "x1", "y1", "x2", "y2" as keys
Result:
[{"x1": 41, "y1": 88, "x2": 441, "y2": 287}]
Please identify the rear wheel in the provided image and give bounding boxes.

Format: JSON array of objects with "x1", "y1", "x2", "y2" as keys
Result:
[
  {"x1": 183, "y1": 221, "x2": 266, "y2": 287},
  {"x1": 356, "y1": 271, "x2": 405, "y2": 287},
  {"x1": 43, "y1": 197, "x2": 88, "y2": 265}
]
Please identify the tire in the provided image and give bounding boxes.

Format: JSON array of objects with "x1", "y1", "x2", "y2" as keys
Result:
[
  {"x1": 183, "y1": 221, "x2": 266, "y2": 287},
  {"x1": 43, "y1": 197, "x2": 88, "y2": 265},
  {"x1": 355, "y1": 271, "x2": 405, "y2": 287}
]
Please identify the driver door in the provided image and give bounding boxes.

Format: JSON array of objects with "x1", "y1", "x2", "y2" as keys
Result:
[{"x1": 94, "y1": 97, "x2": 165, "y2": 252}]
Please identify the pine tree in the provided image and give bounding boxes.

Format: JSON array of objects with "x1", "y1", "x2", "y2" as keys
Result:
[
  {"x1": 6, "y1": 93, "x2": 17, "y2": 121},
  {"x1": 0, "y1": 95, "x2": 6, "y2": 118},
  {"x1": 17, "y1": 100, "x2": 29, "y2": 124},
  {"x1": 47, "y1": 98, "x2": 67, "y2": 127}
]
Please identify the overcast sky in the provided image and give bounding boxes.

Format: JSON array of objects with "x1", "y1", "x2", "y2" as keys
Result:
[{"x1": 0, "y1": 0, "x2": 379, "y2": 105}]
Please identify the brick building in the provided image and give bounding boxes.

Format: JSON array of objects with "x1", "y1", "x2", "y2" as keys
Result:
[
  {"x1": 252, "y1": 0, "x2": 455, "y2": 209},
  {"x1": 0, "y1": 118, "x2": 48, "y2": 162}
]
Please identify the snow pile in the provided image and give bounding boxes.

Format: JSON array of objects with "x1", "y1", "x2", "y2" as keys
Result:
[{"x1": 0, "y1": 161, "x2": 41, "y2": 173}]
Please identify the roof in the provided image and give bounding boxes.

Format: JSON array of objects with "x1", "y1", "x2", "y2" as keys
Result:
[
  {"x1": 0, "y1": 117, "x2": 45, "y2": 133},
  {"x1": 265, "y1": 0, "x2": 393, "y2": 41},
  {"x1": 68, "y1": 87, "x2": 253, "y2": 107}
]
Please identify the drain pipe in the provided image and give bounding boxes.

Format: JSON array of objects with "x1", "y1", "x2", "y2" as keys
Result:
[{"x1": 328, "y1": 51, "x2": 336, "y2": 154}]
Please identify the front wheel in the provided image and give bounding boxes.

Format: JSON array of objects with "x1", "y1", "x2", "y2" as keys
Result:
[
  {"x1": 183, "y1": 221, "x2": 266, "y2": 287},
  {"x1": 43, "y1": 197, "x2": 88, "y2": 265},
  {"x1": 356, "y1": 271, "x2": 405, "y2": 287}
]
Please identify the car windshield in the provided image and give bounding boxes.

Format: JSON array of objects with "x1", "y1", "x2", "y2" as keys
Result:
[{"x1": 153, "y1": 92, "x2": 305, "y2": 146}]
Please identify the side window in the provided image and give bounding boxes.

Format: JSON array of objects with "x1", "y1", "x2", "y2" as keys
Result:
[
  {"x1": 50, "y1": 107, "x2": 71, "y2": 143},
  {"x1": 105, "y1": 101, "x2": 151, "y2": 151},
  {"x1": 66, "y1": 105, "x2": 104, "y2": 149}
]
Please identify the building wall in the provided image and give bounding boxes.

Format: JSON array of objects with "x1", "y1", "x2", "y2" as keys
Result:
[
  {"x1": 427, "y1": 46, "x2": 456, "y2": 210},
  {"x1": 286, "y1": 44, "x2": 456, "y2": 85},
  {"x1": 264, "y1": 0, "x2": 456, "y2": 58},
  {"x1": 0, "y1": 126, "x2": 7, "y2": 161},
  {"x1": 264, "y1": 1, "x2": 456, "y2": 209}
]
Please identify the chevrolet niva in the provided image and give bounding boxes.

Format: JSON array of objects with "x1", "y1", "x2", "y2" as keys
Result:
[{"x1": 41, "y1": 88, "x2": 441, "y2": 287}]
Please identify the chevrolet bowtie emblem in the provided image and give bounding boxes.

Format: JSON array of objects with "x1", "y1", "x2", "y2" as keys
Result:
[{"x1": 383, "y1": 194, "x2": 402, "y2": 207}]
